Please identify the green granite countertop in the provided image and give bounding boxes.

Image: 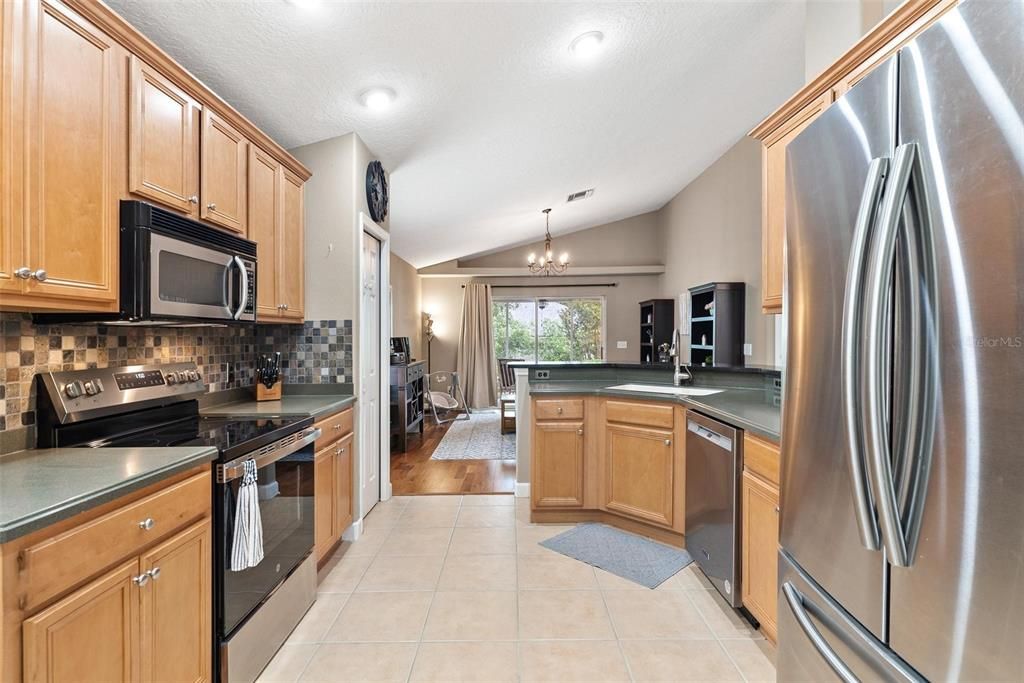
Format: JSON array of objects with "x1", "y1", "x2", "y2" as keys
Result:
[
  {"x1": 0, "y1": 446, "x2": 218, "y2": 544},
  {"x1": 200, "y1": 394, "x2": 356, "y2": 420},
  {"x1": 530, "y1": 381, "x2": 781, "y2": 442}
]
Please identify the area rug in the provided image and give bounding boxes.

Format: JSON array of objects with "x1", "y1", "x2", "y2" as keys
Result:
[
  {"x1": 540, "y1": 523, "x2": 693, "y2": 588},
  {"x1": 430, "y1": 410, "x2": 516, "y2": 461}
]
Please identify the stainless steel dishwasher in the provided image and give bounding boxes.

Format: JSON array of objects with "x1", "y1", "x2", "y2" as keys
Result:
[{"x1": 685, "y1": 411, "x2": 743, "y2": 607}]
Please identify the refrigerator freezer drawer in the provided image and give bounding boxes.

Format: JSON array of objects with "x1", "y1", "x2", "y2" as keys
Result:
[{"x1": 777, "y1": 551, "x2": 923, "y2": 683}]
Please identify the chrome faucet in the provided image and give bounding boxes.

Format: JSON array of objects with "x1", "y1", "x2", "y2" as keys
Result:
[{"x1": 669, "y1": 328, "x2": 693, "y2": 386}]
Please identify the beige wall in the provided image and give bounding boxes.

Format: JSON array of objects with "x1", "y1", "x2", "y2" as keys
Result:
[
  {"x1": 658, "y1": 136, "x2": 776, "y2": 366},
  {"x1": 390, "y1": 252, "x2": 424, "y2": 361},
  {"x1": 804, "y1": 0, "x2": 891, "y2": 82}
]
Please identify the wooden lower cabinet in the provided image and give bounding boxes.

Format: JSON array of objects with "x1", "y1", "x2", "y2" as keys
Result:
[
  {"x1": 741, "y1": 469, "x2": 780, "y2": 642},
  {"x1": 314, "y1": 408, "x2": 355, "y2": 563},
  {"x1": 604, "y1": 423, "x2": 674, "y2": 527},
  {"x1": 22, "y1": 559, "x2": 140, "y2": 683},
  {"x1": 531, "y1": 420, "x2": 585, "y2": 508}
]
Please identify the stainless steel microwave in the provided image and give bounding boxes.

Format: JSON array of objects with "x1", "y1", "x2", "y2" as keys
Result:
[{"x1": 36, "y1": 201, "x2": 256, "y2": 326}]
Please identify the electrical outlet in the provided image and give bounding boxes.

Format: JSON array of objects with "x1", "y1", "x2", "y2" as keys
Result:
[
  {"x1": 743, "y1": 343, "x2": 753, "y2": 356},
  {"x1": 535, "y1": 370, "x2": 550, "y2": 379},
  {"x1": 617, "y1": 341, "x2": 628, "y2": 349}
]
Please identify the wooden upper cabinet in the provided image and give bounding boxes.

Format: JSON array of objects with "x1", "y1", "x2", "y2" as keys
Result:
[
  {"x1": 604, "y1": 423, "x2": 675, "y2": 527},
  {"x1": 532, "y1": 420, "x2": 585, "y2": 508},
  {"x1": 279, "y1": 167, "x2": 305, "y2": 320},
  {"x1": 741, "y1": 470, "x2": 780, "y2": 642},
  {"x1": 22, "y1": 558, "x2": 141, "y2": 683},
  {"x1": 5, "y1": 0, "x2": 124, "y2": 310},
  {"x1": 129, "y1": 55, "x2": 199, "y2": 216},
  {"x1": 201, "y1": 108, "x2": 248, "y2": 234},
  {"x1": 248, "y1": 146, "x2": 281, "y2": 319},
  {"x1": 760, "y1": 91, "x2": 832, "y2": 313},
  {"x1": 139, "y1": 521, "x2": 211, "y2": 683}
]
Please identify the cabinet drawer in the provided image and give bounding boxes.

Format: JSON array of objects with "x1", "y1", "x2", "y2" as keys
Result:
[
  {"x1": 605, "y1": 400, "x2": 674, "y2": 430},
  {"x1": 534, "y1": 399, "x2": 584, "y2": 421},
  {"x1": 314, "y1": 407, "x2": 353, "y2": 451},
  {"x1": 18, "y1": 471, "x2": 211, "y2": 612},
  {"x1": 744, "y1": 433, "x2": 780, "y2": 486}
]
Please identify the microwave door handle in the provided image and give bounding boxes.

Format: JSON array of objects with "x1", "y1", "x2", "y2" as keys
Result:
[
  {"x1": 232, "y1": 256, "x2": 249, "y2": 320},
  {"x1": 223, "y1": 258, "x2": 236, "y2": 318}
]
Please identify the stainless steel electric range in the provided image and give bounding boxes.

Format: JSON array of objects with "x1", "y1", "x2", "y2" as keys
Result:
[{"x1": 36, "y1": 362, "x2": 320, "y2": 683}]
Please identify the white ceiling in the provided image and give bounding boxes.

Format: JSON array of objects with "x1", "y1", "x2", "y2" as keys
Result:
[{"x1": 106, "y1": 0, "x2": 805, "y2": 268}]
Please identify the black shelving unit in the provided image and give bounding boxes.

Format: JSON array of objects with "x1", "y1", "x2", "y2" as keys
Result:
[
  {"x1": 688, "y1": 282, "x2": 745, "y2": 367},
  {"x1": 389, "y1": 360, "x2": 426, "y2": 453},
  {"x1": 639, "y1": 299, "x2": 675, "y2": 365}
]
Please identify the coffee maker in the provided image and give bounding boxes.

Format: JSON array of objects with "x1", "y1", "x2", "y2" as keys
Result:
[{"x1": 390, "y1": 337, "x2": 410, "y2": 365}]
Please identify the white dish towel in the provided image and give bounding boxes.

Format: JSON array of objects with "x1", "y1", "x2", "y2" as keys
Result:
[{"x1": 230, "y1": 459, "x2": 264, "y2": 571}]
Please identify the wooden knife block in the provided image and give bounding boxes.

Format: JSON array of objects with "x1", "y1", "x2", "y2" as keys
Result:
[{"x1": 256, "y1": 380, "x2": 282, "y2": 401}]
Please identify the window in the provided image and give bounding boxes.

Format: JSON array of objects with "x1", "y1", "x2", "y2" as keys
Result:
[{"x1": 493, "y1": 297, "x2": 605, "y2": 362}]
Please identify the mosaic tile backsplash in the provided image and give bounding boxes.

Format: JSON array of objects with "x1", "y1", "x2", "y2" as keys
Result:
[{"x1": 0, "y1": 313, "x2": 352, "y2": 434}]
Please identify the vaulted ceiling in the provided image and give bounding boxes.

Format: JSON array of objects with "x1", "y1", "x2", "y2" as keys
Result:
[{"x1": 106, "y1": 0, "x2": 805, "y2": 267}]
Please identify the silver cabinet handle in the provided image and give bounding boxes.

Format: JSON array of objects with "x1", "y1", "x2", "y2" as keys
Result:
[
  {"x1": 31, "y1": 269, "x2": 47, "y2": 282},
  {"x1": 333, "y1": 424, "x2": 342, "y2": 430},
  {"x1": 782, "y1": 583, "x2": 857, "y2": 683},
  {"x1": 148, "y1": 567, "x2": 161, "y2": 581},
  {"x1": 841, "y1": 155, "x2": 887, "y2": 552},
  {"x1": 207, "y1": 203, "x2": 217, "y2": 210},
  {"x1": 188, "y1": 195, "x2": 198, "y2": 204},
  {"x1": 283, "y1": 304, "x2": 289, "y2": 310},
  {"x1": 664, "y1": 439, "x2": 672, "y2": 446},
  {"x1": 133, "y1": 573, "x2": 149, "y2": 587},
  {"x1": 14, "y1": 267, "x2": 31, "y2": 279},
  {"x1": 774, "y1": 507, "x2": 780, "y2": 515},
  {"x1": 576, "y1": 428, "x2": 583, "y2": 435},
  {"x1": 557, "y1": 406, "x2": 563, "y2": 414},
  {"x1": 139, "y1": 517, "x2": 155, "y2": 530}
]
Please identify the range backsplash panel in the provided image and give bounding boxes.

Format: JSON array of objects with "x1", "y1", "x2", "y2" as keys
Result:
[{"x1": 0, "y1": 313, "x2": 352, "y2": 434}]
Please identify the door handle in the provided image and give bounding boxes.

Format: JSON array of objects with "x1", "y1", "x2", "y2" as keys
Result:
[
  {"x1": 782, "y1": 583, "x2": 857, "y2": 683},
  {"x1": 232, "y1": 256, "x2": 249, "y2": 320},
  {"x1": 841, "y1": 156, "x2": 887, "y2": 552},
  {"x1": 863, "y1": 142, "x2": 919, "y2": 568}
]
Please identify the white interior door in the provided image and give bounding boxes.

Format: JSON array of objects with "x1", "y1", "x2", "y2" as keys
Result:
[{"x1": 360, "y1": 232, "x2": 382, "y2": 514}]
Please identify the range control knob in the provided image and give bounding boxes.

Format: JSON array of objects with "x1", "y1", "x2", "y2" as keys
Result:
[
  {"x1": 187, "y1": 370, "x2": 199, "y2": 382},
  {"x1": 64, "y1": 381, "x2": 84, "y2": 399},
  {"x1": 83, "y1": 380, "x2": 97, "y2": 396},
  {"x1": 165, "y1": 372, "x2": 178, "y2": 385}
]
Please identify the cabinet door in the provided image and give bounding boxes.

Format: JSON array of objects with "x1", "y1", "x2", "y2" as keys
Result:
[
  {"x1": 22, "y1": 558, "x2": 141, "y2": 683},
  {"x1": 139, "y1": 519, "x2": 212, "y2": 683},
  {"x1": 129, "y1": 55, "x2": 199, "y2": 215},
  {"x1": 279, "y1": 167, "x2": 305, "y2": 320},
  {"x1": 17, "y1": 0, "x2": 124, "y2": 308},
  {"x1": 0, "y1": 0, "x2": 20, "y2": 295},
  {"x1": 761, "y1": 91, "x2": 832, "y2": 313},
  {"x1": 200, "y1": 108, "x2": 247, "y2": 234},
  {"x1": 314, "y1": 446, "x2": 336, "y2": 561},
  {"x1": 335, "y1": 433, "x2": 354, "y2": 534},
  {"x1": 741, "y1": 470, "x2": 780, "y2": 642},
  {"x1": 532, "y1": 421, "x2": 585, "y2": 508},
  {"x1": 604, "y1": 423, "x2": 675, "y2": 527},
  {"x1": 248, "y1": 146, "x2": 281, "y2": 319}
]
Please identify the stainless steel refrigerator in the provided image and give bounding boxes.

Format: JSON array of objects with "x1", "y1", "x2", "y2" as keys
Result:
[{"x1": 779, "y1": 0, "x2": 1023, "y2": 680}]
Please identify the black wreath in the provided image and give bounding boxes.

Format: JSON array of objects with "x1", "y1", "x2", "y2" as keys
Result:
[{"x1": 365, "y1": 160, "x2": 389, "y2": 223}]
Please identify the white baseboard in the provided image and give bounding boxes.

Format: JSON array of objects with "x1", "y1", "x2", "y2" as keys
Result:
[
  {"x1": 515, "y1": 482, "x2": 530, "y2": 498},
  {"x1": 342, "y1": 517, "x2": 364, "y2": 542}
]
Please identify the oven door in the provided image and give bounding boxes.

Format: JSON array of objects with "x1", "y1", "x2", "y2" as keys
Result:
[
  {"x1": 216, "y1": 428, "x2": 318, "y2": 638},
  {"x1": 149, "y1": 232, "x2": 254, "y2": 322}
]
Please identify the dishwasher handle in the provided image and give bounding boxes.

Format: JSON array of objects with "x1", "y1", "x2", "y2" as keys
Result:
[{"x1": 687, "y1": 420, "x2": 733, "y2": 451}]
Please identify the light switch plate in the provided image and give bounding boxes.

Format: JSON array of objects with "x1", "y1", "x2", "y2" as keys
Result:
[
  {"x1": 743, "y1": 343, "x2": 753, "y2": 356},
  {"x1": 616, "y1": 341, "x2": 628, "y2": 349}
]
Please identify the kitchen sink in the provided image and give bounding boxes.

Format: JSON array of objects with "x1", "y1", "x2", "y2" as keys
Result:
[{"x1": 606, "y1": 384, "x2": 723, "y2": 397}]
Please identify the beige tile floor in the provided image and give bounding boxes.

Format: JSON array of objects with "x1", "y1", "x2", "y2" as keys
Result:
[{"x1": 258, "y1": 495, "x2": 776, "y2": 683}]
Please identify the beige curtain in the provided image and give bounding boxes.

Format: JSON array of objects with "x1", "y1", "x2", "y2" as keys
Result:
[{"x1": 456, "y1": 283, "x2": 498, "y2": 408}]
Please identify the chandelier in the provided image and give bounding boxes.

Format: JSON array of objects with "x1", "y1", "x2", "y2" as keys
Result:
[{"x1": 527, "y1": 208, "x2": 569, "y2": 275}]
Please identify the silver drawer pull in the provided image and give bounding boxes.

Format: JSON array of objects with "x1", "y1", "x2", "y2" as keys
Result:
[
  {"x1": 148, "y1": 567, "x2": 161, "y2": 581},
  {"x1": 14, "y1": 267, "x2": 31, "y2": 279},
  {"x1": 31, "y1": 269, "x2": 47, "y2": 282},
  {"x1": 557, "y1": 407, "x2": 563, "y2": 414},
  {"x1": 207, "y1": 202, "x2": 217, "y2": 210},
  {"x1": 577, "y1": 428, "x2": 583, "y2": 435},
  {"x1": 133, "y1": 573, "x2": 149, "y2": 587},
  {"x1": 334, "y1": 424, "x2": 342, "y2": 430},
  {"x1": 664, "y1": 439, "x2": 672, "y2": 446},
  {"x1": 139, "y1": 517, "x2": 155, "y2": 531},
  {"x1": 188, "y1": 195, "x2": 198, "y2": 204}
]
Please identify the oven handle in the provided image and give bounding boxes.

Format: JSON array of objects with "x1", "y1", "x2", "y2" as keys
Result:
[
  {"x1": 217, "y1": 426, "x2": 320, "y2": 483},
  {"x1": 232, "y1": 256, "x2": 250, "y2": 321}
]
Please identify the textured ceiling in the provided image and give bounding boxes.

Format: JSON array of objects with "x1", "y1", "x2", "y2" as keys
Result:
[{"x1": 105, "y1": 0, "x2": 805, "y2": 268}]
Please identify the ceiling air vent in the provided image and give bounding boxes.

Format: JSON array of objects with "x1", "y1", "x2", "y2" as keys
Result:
[{"x1": 566, "y1": 188, "x2": 595, "y2": 203}]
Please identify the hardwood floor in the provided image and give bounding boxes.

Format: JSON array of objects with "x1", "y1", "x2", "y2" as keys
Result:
[{"x1": 390, "y1": 418, "x2": 516, "y2": 495}]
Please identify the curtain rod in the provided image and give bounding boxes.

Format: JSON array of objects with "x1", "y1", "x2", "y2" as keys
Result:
[{"x1": 461, "y1": 283, "x2": 618, "y2": 289}]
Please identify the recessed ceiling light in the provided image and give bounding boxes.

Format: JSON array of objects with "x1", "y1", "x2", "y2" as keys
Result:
[
  {"x1": 361, "y1": 87, "x2": 396, "y2": 111},
  {"x1": 569, "y1": 31, "x2": 604, "y2": 58}
]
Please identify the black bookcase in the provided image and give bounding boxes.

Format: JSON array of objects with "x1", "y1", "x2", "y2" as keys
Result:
[
  {"x1": 639, "y1": 299, "x2": 675, "y2": 364},
  {"x1": 688, "y1": 283, "x2": 745, "y2": 367}
]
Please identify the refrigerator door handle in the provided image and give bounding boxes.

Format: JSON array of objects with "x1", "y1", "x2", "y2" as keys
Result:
[
  {"x1": 863, "y1": 142, "x2": 918, "y2": 568},
  {"x1": 841, "y1": 156, "x2": 888, "y2": 552},
  {"x1": 782, "y1": 582, "x2": 859, "y2": 683}
]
